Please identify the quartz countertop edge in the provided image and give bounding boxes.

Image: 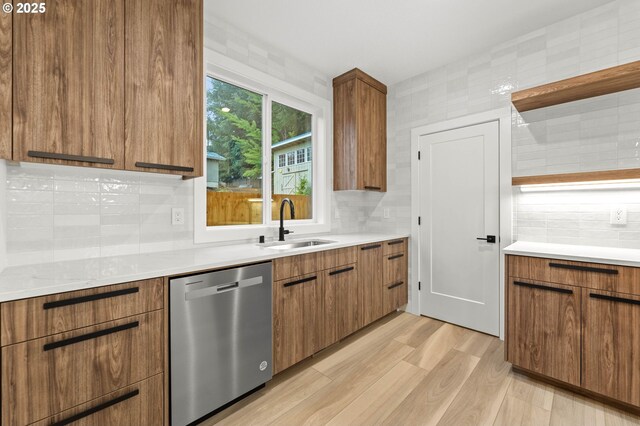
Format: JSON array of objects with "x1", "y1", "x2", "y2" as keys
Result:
[
  {"x1": 0, "y1": 233, "x2": 409, "y2": 302},
  {"x1": 503, "y1": 241, "x2": 640, "y2": 268}
]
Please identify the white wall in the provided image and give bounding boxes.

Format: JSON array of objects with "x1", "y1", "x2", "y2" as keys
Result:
[{"x1": 366, "y1": 0, "x2": 640, "y2": 242}]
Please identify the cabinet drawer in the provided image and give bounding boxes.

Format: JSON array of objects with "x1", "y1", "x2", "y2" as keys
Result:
[
  {"x1": 319, "y1": 246, "x2": 357, "y2": 270},
  {"x1": 383, "y1": 280, "x2": 407, "y2": 315},
  {"x1": 383, "y1": 238, "x2": 406, "y2": 255},
  {"x1": 507, "y1": 255, "x2": 638, "y2": 294},
  {"x1": 1, "y1": 278, "x2": 164, "y2": 346},
  {"x1": 1, "y1": 311, "x2": 163, "y2": 425},
  {"x1": 383, "y1": 251, "x2": 407, "y2": 285},
  {"x1": 273, "y1": 253, "x2": 318, "y2": 281},
  {"x1": 31, "y1": 374, "x2": 163, "y2": 426},
  {"x1": 506, "y1": 278, "x2": 581, "y2": 386},
  {"x1": 583, "y1": 289, "x2": 640, "y2": 407}
]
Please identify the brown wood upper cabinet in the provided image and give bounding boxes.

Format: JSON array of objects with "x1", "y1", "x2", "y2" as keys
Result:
[
  {"x1": 124, "y1": 0, "x2": 203, "y2": 177},
  {"x1": 333, "y1": 68, "x2": 387, "y2": 192},
  {"x1": 5, "y1": 0, "x2": 203, "y2": 176},
  {"x1": 0, "y1": 1, "x2": 11, "y2": 160},
  {"x1": 12, "y1": 0, "x2": 125, "y2": 168}
]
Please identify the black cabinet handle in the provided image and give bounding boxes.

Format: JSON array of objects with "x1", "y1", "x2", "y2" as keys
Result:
[
  {"x1": 513, "y1": 281, "x2": 573, "y2": 295},
  {"x1": 388, "y1": 254, "x2": 404, "y2": 260},
  {"x1": 364, "y1": 186, "x2": 381, "y2": 190},
  {"x1": 387, "y1": 240, "x2": 404, "y2": 246},
  {"x1": 284, "y1": 276, "x2": 317, "y2": 288},
  {"x1": 43, "y1": 287, "x2": 139, "y2": 310},
  {"x1": 43, "y1": 321, "x2": 139, "y2": 351},
  {"x1": 388, "y1": 281, "x2": 404, "y2": 289},
  {"x1": 135, "y1": 162, "x2": 194, "y2": 173},
  {"x1": 590, "y1": 293, "x2": 640, "y2": 306},
  {"x1": 329, "y1": 266, "x2": 355, "y2": 276},
  {"x1": 51, "y1": 389, "x2": 139, "y2": 426},
  {"x1": 549, "y1": 262, "x2": 618, "y2": 275},
  {"x1": 361, "y1": 244, "x2": 381, "y2": 251},
  {"x1": 27, "y1": 151, "x2": 114, "y2": 165}
]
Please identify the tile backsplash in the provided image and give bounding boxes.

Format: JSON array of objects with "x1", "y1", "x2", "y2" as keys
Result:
[
  {"x1": 514, "y1": 187, "x2": 640, "y2": 249},
  {"x1": 5, "y1": 163, "x2": 196, "y2": 266}
]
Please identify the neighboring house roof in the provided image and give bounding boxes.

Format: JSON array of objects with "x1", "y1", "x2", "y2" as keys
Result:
[
  {"x1": 272, "y1": 131, "x2": 312, "y2": 150},
  {"x1": 206, "y1": 151, "x2": 226, "y2": 161}
]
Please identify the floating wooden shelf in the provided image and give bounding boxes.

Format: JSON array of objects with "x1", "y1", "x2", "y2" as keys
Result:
[
  {"x1": 512, "y1": 168, "x2": 640, "y2": 186},
  {"x1": 512, "y1": 60, "x2": 640, "y2": 112}
]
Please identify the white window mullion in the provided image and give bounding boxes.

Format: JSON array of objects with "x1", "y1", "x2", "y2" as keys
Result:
[{"x1": 263, "y1": 96, "x2": 272, "y2": 226}]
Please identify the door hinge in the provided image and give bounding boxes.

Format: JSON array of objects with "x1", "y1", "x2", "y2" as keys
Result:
[
  {"x1": 418, "y1": 281, "x2": 421, "y2": 291},
  {"x1": 418, "y1": 216, "x2": 421, "y2": 226},
  {"x1": 418, "y1": 151, "x2": 421, "y2": 160}
]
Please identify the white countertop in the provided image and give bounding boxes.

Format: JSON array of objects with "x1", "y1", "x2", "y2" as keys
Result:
[
  {"x1": 503, "y1": 241, "x2": 640, "y2": 268},
  {"x1": 0, "y1": 233, "x2": 408, "y2": 302}
]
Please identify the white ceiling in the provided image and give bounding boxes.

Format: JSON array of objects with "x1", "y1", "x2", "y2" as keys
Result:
[{"x1": 207, "y1": 0, "x2": 614, "y2": 85}]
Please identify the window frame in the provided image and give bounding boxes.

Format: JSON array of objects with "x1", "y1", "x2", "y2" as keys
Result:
[{"x1": 195, "y1": 49, "x2": 331, "y2": 243}]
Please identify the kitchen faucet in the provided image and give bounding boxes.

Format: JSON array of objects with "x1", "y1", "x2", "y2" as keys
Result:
[{"x1": 278, "y1": 198, "x2": 295, "y2": 241}]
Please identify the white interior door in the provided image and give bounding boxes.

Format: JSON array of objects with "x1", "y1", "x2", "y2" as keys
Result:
[{"x1": 419, "y1": 121, "x2": 500, "y2": 336}]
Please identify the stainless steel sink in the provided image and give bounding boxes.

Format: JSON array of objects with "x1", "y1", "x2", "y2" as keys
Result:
[{"x1": 262, "y1": 239, "x2": 336, "y2": 251}]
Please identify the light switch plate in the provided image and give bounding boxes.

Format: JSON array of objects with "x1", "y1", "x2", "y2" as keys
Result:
[
  {"x1": 172, "y1": 208, "x2": 185, "y2": 226},
  {"x1": 383, "y1": 208, "x2": 390, "y2": 219},
  {"x1": 610, "y1": 206, "x2": 627, "y2": 225}
]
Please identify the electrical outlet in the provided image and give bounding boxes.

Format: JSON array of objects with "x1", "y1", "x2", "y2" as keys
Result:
[
  {"x1": 172, "y1": 208, "x2": 185, "y2": 226},
  {"x1": 610, "y1": 206, "x2": 627, "y2": 225},
  {"x1": 334, "y1": 209, "x2": 340, "y2": 219},
  {"x1": 383, "y1": 208, "x2": 390, "y2": 219}
]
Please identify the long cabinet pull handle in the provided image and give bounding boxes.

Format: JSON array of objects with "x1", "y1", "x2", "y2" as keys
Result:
[
  {"x1": 43, "y1": 287, "x2": 139, "y2": 310},
  {"x1": 43, "y1": 321, "x2": 139, "y2": 351},
  {"x1": 284, "y1": 276, "x2": 317, "y2": 288},
  {"x1": 388, "y1": 254, "x2": 404, "y2": 260},
  {"x1": 387, "y1": 240, "x2": 404, "y2": 246},
  {"x1": 27, "y1": 151, "x2": 115, "y2": 165},
  {"x1": 329, "y1": 266, "x2": 355, "y2": 276},
  {"x1": 549, "y1": 262, "x2": 618, "y2": 275},
  {"x1": 590, "y1": 293, "x2": 640, "y2": 306},
  {"x1": 361, "y1": 244, "x2": 382, "y2": 251},
  {"x1": 388, "y1": 281, "x2": 404, "y2": 289},
  {"x1": 51, "y1": 389, "x2": 140, "y2": 426},
  {"x1": 513, "y1": 281, "x2": 573, "y2": 295},
  {"x1": 364, "y1": 186, "x2": 381, "y2": 190},
  {"x1": 134, "y1": 162, "x2": 194, "y2": 173}
]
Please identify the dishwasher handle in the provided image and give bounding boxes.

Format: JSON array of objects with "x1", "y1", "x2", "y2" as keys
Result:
[{"x1": 184, "y1": 276, "x2": 263, "y2": 300}]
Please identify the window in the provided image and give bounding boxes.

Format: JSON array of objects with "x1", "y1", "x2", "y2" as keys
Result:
[{"x1": 196, "y1": 51, "x2": 330, "y2": 243}]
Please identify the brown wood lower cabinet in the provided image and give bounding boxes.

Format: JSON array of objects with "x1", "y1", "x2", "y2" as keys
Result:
[
  {"x1": 324, "y1": 264, "x2": 359, "y2": 346},
  {"x1": 506, "y1": 254, "x2": 640, "y2": 411},
  {"x1": 31, "y1": 374, "x2": 163, "y2": 426},
  {"x1": 506, "y1": 279, "x2": 581, "y2": 386},
  {"x1": 273, "y1": 273, "x2": 322, "y2": 374},
  {"x1": 1, "y1": 311, "x2": 163, "y2": 425},
  {"x1": 583, "y1": 289, "x2": 640, "y2": 407},
  {"x1": 359, "y1": 243, "x2": 384, "y2": 324}
]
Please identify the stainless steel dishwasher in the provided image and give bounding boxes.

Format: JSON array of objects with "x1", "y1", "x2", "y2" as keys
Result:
[{"x1": 170, "y1": 262, "x2": 272, "y2": 426}]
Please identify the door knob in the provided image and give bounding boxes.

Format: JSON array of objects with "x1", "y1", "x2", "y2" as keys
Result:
[{"x1": 477, "y1": 235, "x2": 496, "y2": 243}]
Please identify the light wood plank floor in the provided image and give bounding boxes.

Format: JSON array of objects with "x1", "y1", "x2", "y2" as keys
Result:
[{"x1": 203, "y1": 312, "x2": 640, "y2": 426}]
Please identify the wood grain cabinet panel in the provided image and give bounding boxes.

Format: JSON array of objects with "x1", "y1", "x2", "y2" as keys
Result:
[
  {"x1": 383, "y1": 238, "x2": 406, "y2": 255},
  {"x1": 1, "y1": 311, "x2": 163, "y2": 425},
  {"x1": 583, "y1": 289, "x2": 640, "y2": 407},
  {"x1": 322, "y1": 264, "x2": 359, "y2": 348},
  {"x1": 273, "y1": 252, "x2": 319, "y2": 281},
  {"x1": 358, "y1": 243, "x2": 384, "y2": 326},
  {"x1": 273, "y1": 273, "x2": 322, "y2": 374},
  {"x1": 124, "y1": 0, "x2": 203, "y2": 177},
  {"x1": 0, "y1": 0, "x2": 10, "y2": 160},
  {"x1": 12, "y1": 0, "x2": 125, "y2": 168},
  {"x1": 319, "y1": 246, "x2": 357, "y2": 270},
  {"x1": 333, "y1": 68, "x2": 387, "y2": 192},
  {"x1": 383, "y1": 245, "x2": 408, "y2": 315},
  {"x1": 0, "y1": 278, "x2": 164, "y2": 346},
  {"x1": 506, "y1": 278, "x2": 581, "y2": 386},
  {"x1": 31, "y1": 374, "x2": 164, "y2": 426}
]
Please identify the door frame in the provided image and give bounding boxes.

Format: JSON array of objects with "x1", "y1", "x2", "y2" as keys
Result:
[{"x1": 409, "y1": 108, "x2": 512, "y2": 340}]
